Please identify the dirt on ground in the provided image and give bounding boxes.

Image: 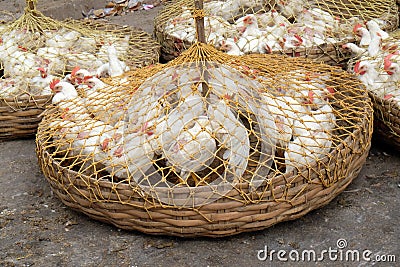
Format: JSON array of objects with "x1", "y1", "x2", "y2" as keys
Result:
[{"x1": 0, "y1": 1, "x2": 399, "y2": 266}]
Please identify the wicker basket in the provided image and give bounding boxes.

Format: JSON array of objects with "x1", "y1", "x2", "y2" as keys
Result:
[
  {"x1": 37, "y1": 135, "x2": 370, "y2": 237},
  {"x1": 370, "y1": 92, "x2": 400, "y2": 150},
  {"x1": 154, "y1": 0, "x2": 398, "y2": 65},
  {"x1": 36, "y1": 42, "x2": 373, "y2": 237},
  {"x1": 347, "y1": 28, "x2": 400, "y2": 150},
  {"x1": 0, "y1": 0, "x2": 160, "y2": 141},
  {"x1": 0, "y1": 94, "x2": 51, "y2": 140}
]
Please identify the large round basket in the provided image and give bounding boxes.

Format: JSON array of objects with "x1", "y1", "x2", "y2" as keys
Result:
[
  {"x1": 0, "y1": 0, "x2": 160, "y2": 141},
  {"x1": 154, "y1": 0, "x2": 398, "y2": 65},
  {"x1": 36, "y1": 43, "x2": 373, "y2": 237}
]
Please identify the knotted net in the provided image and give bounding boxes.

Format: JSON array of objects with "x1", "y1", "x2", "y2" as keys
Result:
[
  {"x1": 154, "y1": 0, "x2": 398, "y2": 65},
  {"x1": 0, "y1": 0, "x2": 160, "y2": 140}
]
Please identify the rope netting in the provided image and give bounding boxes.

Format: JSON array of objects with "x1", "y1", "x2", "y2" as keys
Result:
[
  {"x1": 37, "y1": 42, "x2": 372, "y2": 209},
  {"x1": 154, "y1": 0, "x2": 398, "y2": 64},
  {"x1": 0, "y1": 0, "x2": 160, "y2": 101}
]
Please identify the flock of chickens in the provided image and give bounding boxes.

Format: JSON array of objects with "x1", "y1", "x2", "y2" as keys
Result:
[
  {"x1": 0, "y1": 25, "x2": 130, "y2": 97},
  {"x1": 48, "y1": 60, "x2": 337, "y2": 184},
  {"x1": 164, "y1": 0, "x2": 369, "y2": 55},
  {"x1": 344, "y1": 21, "x2": 400, "y2": 103}
]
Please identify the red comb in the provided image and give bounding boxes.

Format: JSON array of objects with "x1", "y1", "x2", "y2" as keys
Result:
[
  {"x1": 83, "y1": 75, "x2": 93, "y2": 82},
  {"x1": 353, "y1": 23, "x2": 363, "y2": 34},
  {"x1": 294, "y1": 34, "x2": 303, "y2": 44},
  {"x1": 327, "y1": 87, "x2": 335, "y2": 94},
  {"x1": 354, "y1": 61, "x2": 361, "y2": 73},
  {"x1": 49, "y1": 79, "x2": 60, "y2": 91},
  {"x1": 18, "y1": 45, "x2": 27, "y2": 52},
  {"x1": 223, "y1": 93, "x2": 232, "y2": 100},
  {"x1": 384, "y1": 53, "x2": 395, "y2": 62},
  {"x1": 384, "y1": 59, "x2": 392, "y2": 71},
  {"x1": 384, "y1": 94, "x2": 393, "y2": 100},
  {"x1": 71, "y1": 66, "x2": 80, "y2": 77},
  {"x1": 308, "y1": 90, "x2": 314, "y2": 103},
  {"x1": 37, "y1": 67, "x2": 46, "y2": 73}
]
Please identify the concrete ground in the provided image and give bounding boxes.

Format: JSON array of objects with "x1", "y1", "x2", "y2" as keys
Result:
[{"x1": 0, "y1": 1, "x2": 399, "y2": 266}]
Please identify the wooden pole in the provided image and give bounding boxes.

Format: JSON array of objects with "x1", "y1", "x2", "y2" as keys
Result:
[
  {"x1": 27, "y1": 0, "x2": 36, "y2": 10},
  {"x1": 193, "y1": 0, "x2": 210, "y2": 100},
  {"x1": 194, "y1": 0, "x2": 206, "y2": 44}
]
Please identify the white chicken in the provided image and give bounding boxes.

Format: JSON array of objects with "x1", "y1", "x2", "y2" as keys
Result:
[
  {"x1": 50, "y1": 79, "x2": 79, "y2": 104},
  {"x1": 367, "y1": 32, "x2": 382, "y2": 57},
  {"x1": 292, "y1": 104, "x2": 336, "y2": 138},
  {"x1": 382, "y1": 58, "x2": 400, "y2": 98},
  {"x1": 163, "y1": 116, "x2": 217, "y2": 180},
  {"x1": 0, "y1": 78, "x2": 26, "y2": 98},
  {"x1": 353, "y1": 23, "x2": 371, "y2": 47},
  {"x1": 49, "y1": 118, "x2": 82, "y2": 155},
  {"x1": 207, "y1": 98, "x2": 250, "y2": 179},
  {"x1": 65, "y1": 51, "x2": 104, "y2": 73},
  {"x1": 81, "y1": 76, "x2": 126, "y2": 125},
  {"x1": 96, "y1": 44, "x2": 129, "y2": 78},
  {"x1": 99, "y1": 130, "x2": 155, "y2": 181},
  {"x1": 366, "y1": 20, "x2": 389, "y2": 40},
  {"x1": 46, "y1": 28, "x2": 81, "y2": 50},
  {"x1": 342, "y1": 43, "x2": 366, "y2": 57},
  {"x1": 3, "y1": 49, "x2": 41, "y2": 78},
  {"x1": 160, "y1": 92, "x2": 205, "y2": 149},
  {"x1": 36, "y1": 46, "x2": 67, "y2": 75},
  {"x1": 0, "y1": 38, "x2": 20, "y2": 62},
  {"x1": 285, "y1": 131, "x2": 332, "y2": 173},
  {"x1": 353, "y1": 60, "x2": 386, "y2": 91},
  {"x1": 204, "y1": 0, "x2": 241, "y2": 21},
  {"x1": 240, "y1": 14, "x2": 263, "y2": 38},
  {"x1": 276, "y1": 0, "x2": 308, "y2": 19},
  {"x1": 97, "y1": 35, "x2": 130, "y2": 59},
  {"x1": 28, "y1": 67, "x2": 57, "y2": 95},
  {"x1": 70, "y1": 119, "x2": 115, "y2": 174},
  {"x1": 260, "y1": 93, "x2": 309, "y2": 148},
  {"x1": 218, "y1": 38, "x2": 244, "y2": 56},
  {"x1": 71, "y1": 36, "x2": 97, "y2": 53}
]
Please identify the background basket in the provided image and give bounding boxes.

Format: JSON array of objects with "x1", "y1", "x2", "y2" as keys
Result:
[
  {"x1": 346, "y1": 28, "x2": 400, "y2": 150},
  {"x1": 154, "y1": 0, "x2": 398, "y2": 65},
  {"x1": 0, "y1": 0, "x2": 160, "y2": 141},
  {"x1": 370, "y1": 93, "x2": 400, "y2": 150},
  {"x1": 36, "y1": 41, "x2": 373, "y2": 237}
]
